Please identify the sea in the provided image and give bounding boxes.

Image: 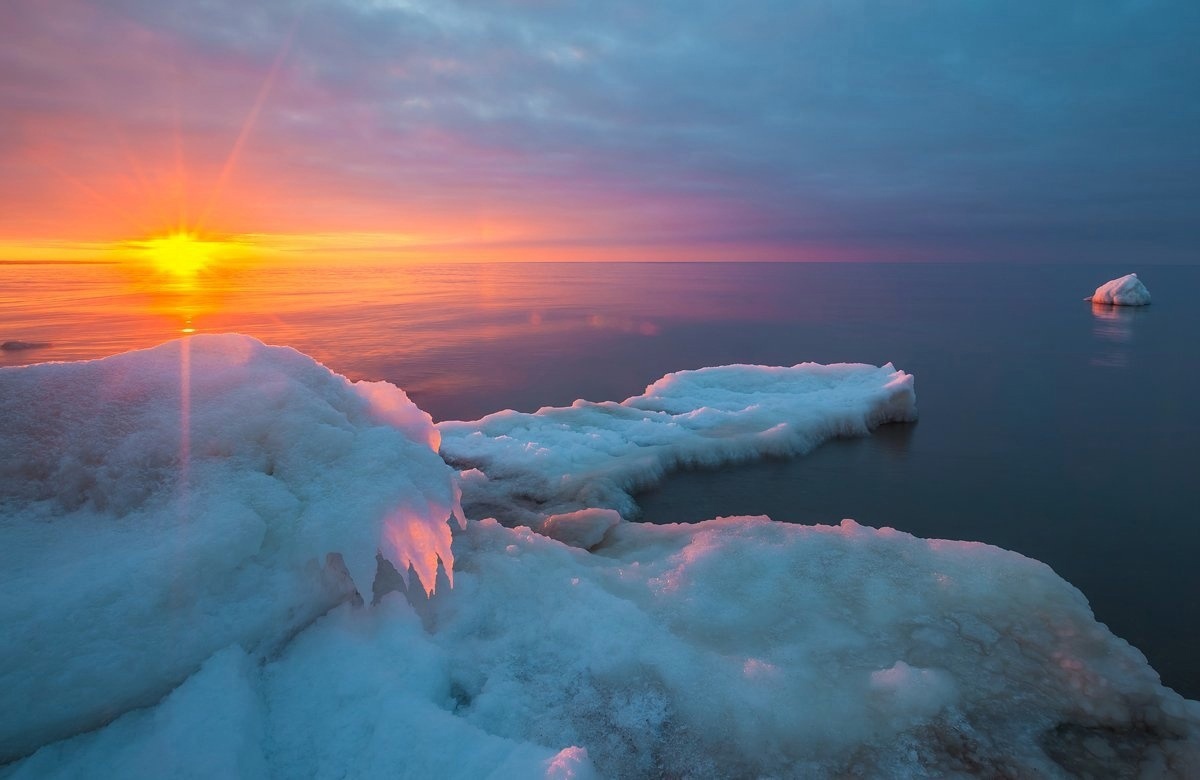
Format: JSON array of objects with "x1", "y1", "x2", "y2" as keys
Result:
[{"x1": 2, "y1": 259, "x2": 1197, "y2": 698}]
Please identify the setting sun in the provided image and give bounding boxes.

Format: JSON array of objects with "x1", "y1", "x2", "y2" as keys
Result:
[
  {"x1": 114, "y1": 231, "x2": 255, "y2": 280},
  {"x1": 139, "y1": 232, "x2": 219, "y2": 277}
]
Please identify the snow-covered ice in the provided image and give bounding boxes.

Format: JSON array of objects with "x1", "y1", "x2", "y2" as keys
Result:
[
  {"x1": 440, "y1": 362, "x2": 917, "y2": 531},
  {"x1": 2, "y1": 336, "x2": 1197, "y2": 777},
  {"x1": 427, "y1": 517, "x2": 1199, "y2": 777},
  {"x1": 1088, "y1": 273, "x2": 1152, "y2": 306},
  {"x1": 540, "y1": 508, "x2": 623, "y2": 550},
  {"x1": 0, "y1": 335, "x2": 461, "y2": 763}
]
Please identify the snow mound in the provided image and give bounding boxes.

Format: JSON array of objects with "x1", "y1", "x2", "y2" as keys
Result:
[
  {"x1": 3, "y1": 648, "x2": 268, "y2": 780},
  {"x1": 18, "y1": 516, "x2": 1192, "y2": 778},
  {"x1": 0, "y1": 335, "x2": 461, "y2": 763},
  {"x1": 428, "y1": 517, "x2": 1199, "y2": 777},
  {"x1": 1088, "y1": 273, "x2": 1151, "y2": 306},
  {"x1": 440, "y1": 362, "x2": 916, "y2": 529}
]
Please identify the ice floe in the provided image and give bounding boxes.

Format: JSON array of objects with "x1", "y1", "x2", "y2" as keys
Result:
[
  {"x1": 439, "y1": 362, "x2": 917, "y2": 530},
  {"x1": 0, "y1": 341, "x2": 50, "y2": 351},
  {"x1": 1088, "y1": 273, "x2": 1152, "y2": 306}
]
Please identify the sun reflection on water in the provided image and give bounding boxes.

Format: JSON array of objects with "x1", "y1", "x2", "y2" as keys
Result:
[{"x1": 1089, "y1": 301, "x2": 1145, "y2": 369}]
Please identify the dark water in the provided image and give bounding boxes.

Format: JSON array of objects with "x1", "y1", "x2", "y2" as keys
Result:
[
  {"x1": 630, "y1": 264, "x2": 1200, "y2": 700},
  {"x1": 3, "y1": 260, "x2": 1197, "y2": 696}
]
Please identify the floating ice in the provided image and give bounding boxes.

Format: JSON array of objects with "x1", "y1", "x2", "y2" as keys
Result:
[
  {"x1": 1088, "y1": 273, "x2": 1151, "y2": 306},
  {"x1": 2, "y1": 340, "x2": 1197, "y2": 777},
  {"x1": 0, "y1": 341, "x2": 50, "y2": 351},
  {"x1": 0, "y1": 335, "x2": 461, "y2": 762},
  {"x1": 439, "y1": 362, "x2": 917, "y2": 529}
]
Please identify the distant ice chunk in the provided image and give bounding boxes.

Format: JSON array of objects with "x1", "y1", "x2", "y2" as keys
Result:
[
  {"x1": 1088, "y1": 273, "x2": 1151, "y2": 306},
  {"x1": 440, "y1": 362, "x2": 916, "y2": 528},
  {"x1": 0, "y1": 335, "x2": 461, "y2": 762},
  {"x1": 0, "y1": 340, "x2": 50, "y2": 351}
]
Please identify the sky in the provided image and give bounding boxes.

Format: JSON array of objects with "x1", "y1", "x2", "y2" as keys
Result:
[{"x1": 2, "y1": 0, "x2": 1198, "y2": 263}]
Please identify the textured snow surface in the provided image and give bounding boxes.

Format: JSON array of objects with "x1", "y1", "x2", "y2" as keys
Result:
[
  {"x1": 10, "y1": 518, "x2": 1198, "y2": 778},
  {"x1": 428, "y1": 518, "x2": 1200, "y2": 778},
  {"x1": 1089, "y1": 273, "x2": 1152, "y2": 306},
  {"x1": 3, "y1": 339, "x2": 1198, "y2": 778},
  {"x1": 440, "y1": 362, "x2": 917, "y2": 531},
  {"x1": 0, "y1": 335, "x2": 461, "y2": 763}
]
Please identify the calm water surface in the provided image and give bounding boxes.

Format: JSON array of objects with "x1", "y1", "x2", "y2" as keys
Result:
[{"x1": 3, "y1": 260, "x2": 1198, "y2": 697}]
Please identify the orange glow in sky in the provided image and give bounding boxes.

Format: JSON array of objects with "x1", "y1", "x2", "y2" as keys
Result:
[
  {"x1": 2, "y1": 1, "x2": 1196, "y2": 265},
  {"x1": 0, "y1": 0, "x2": 848, "y2": 266}
]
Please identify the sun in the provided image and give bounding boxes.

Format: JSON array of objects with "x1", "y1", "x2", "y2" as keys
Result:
[
  {"x1": 137, "y1": 231, "x2": 221, "y2": 277},
  {"x1": 116, "y1": 230, "x2": 254, "y2": 280}
]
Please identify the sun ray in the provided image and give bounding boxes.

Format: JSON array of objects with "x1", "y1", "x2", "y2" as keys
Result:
[
  {"x1": 195, "y1": 16, "x2": 301, "y2": 233},
  {"x1": 42, "y1": 159, "x2": 153, "y2": 238},
  {"x1": 169, "y1": 57, "x2": 190, "y2": 235}
]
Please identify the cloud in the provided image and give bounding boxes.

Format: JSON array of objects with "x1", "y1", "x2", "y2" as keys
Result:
[{"x1": 2, "y1": 0, "x2": 1198, "y2": 260}]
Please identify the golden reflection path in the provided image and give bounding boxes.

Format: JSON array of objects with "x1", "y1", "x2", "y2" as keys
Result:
[{"x1": 0, "y1": 259, "x2": 799, "y2": 408}]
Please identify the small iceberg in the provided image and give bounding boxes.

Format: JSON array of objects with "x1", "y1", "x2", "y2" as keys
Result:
[
  {"x1": 1087, "y1": 273, "x2": 1151, "y2": 306},
  {"x1": 1, "y1": 340, "x2": 50, "y2": 351}
]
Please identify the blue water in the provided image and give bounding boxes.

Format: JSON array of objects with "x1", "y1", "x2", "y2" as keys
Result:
[{"x1": 3, "y1": 260, "x2": 1198, "y2": 697}]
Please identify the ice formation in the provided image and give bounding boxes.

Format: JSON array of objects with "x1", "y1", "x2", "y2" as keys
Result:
[
  {"x1": 1088, "y1": 273, "x2": 1152, "y2": 306},
  {"x1": 0, "y1": 335, "x2": 461, "y2": 763},
  {"x1": 0, "y1": 341, "x2": 50, "y2": 351},
  {"x1": 541, "y1": 508, "x2": 622, "y2": 550},
  {"x1": 426, "y1": 518, "x2": 1199, "y2": 777},
  {"x1": 439, "y1": 362, "x2": 917, "y2": 532},
  {"x1": 2, "y1": 338, "x2": 1198, "y2": 777}
]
